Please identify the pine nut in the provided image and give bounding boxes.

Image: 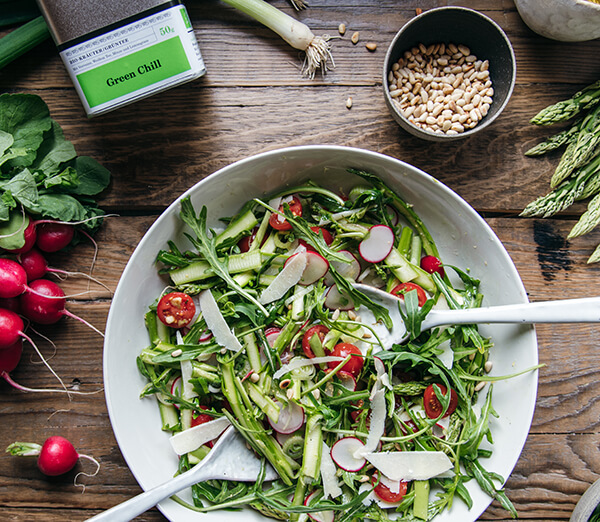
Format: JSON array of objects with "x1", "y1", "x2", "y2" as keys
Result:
[
  {"x1": 338, "y1": 23, "x2": 346, "y2": 36},
  {"x1": 351, "y1": 31, "x2": 360, "y2": 44},
  {"x1": 387, "y1": 41, "x2": 494, "y2": 135},
  {"x1": 474, "y1": 381, "x2": 487, "y2": 392}
]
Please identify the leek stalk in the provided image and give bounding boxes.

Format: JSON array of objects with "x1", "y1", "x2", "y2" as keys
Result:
[{"x1": 220, "y1": 0, "x2": 333, "y2": 78}]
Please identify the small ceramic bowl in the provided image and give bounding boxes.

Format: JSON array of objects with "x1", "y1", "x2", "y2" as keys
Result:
[
  {"x1": 514, "y1": 0, "x2": 600, "y2": 42},
  {"x1": 383, "y1": 6, "x2": 516, "y2": 142}
]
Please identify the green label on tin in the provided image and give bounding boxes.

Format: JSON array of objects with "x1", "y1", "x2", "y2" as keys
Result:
[{"x1": 76, "y1": 37, "x2": 191, "y2": 108}]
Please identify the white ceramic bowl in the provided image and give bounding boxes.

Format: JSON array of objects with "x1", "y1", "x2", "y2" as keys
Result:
[
  {"x1": 514, "y1": 0, "x2": 600, "y2": 42},
  {"x1": 103, "y1": 145, "x2": 539, "y2": 522}
]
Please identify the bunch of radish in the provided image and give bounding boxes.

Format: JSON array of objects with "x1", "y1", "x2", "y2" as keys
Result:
[{"x1": 0, "y1": 219, "x2": 106, "y2": 395}]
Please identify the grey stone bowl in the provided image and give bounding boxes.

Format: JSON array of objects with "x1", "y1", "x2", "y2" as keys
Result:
[{"x1": 383, "y1": 6, "x2": 516, "y2": 142}]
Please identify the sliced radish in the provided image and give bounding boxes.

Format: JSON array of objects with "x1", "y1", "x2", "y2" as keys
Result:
[
  {"x1": 170, "y1": 376, "x2": 183, "y2": 403},
  {"x1": 324, "y1": 250, "x2": 360, "y2": 286},
  {"x1": 268, "y1": 400, "x2": 305, "y2": 434},
  {"x1": 265, "y1": 326, "x2": 282, "y2": 347},
  {"x1": 324, "y1": 285, "x2": 354, "y2": 311},
  {"x1": 359, "y1": 225, "x2": 394, "y2": 263},
  {"x1": 304, "y1": 490, "x2": 335, "y2": 522},
  {"x1": 260, "y1": 252, "x2": 307, "y2": 304},
  {"x1": 198, "y1": 329, "x2": 213, "y2": 343},
  {"x1": 299, "y1": 251, "x2": 329, "y2": 285},
  {"x1": 330, "y1": 437, "x2": 367, "y2": 472}
]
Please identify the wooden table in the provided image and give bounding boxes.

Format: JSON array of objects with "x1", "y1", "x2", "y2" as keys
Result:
[{"x1": 0, "y1": 1, "x2": 599, "y2": 520}]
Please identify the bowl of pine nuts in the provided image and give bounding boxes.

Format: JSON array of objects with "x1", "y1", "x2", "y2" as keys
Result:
[{"x1": 383, "y1": 6, "x2": 516, "y2": 141}]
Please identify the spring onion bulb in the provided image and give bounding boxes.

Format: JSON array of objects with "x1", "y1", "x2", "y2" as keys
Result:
[{"x1": 221, "y1": 0, "x2": 333, "y2": 78}]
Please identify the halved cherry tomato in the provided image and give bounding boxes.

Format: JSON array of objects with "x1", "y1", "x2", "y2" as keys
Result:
[
  {"x1": 191, "y1": 405, "x2": 215, "y2": 447},
  {"x1": 269, "y1": 195, "x2": 303, "y2": 231},
  {"x1": 237, "y1": 230, "x2": 256, "y2": 253},
  {"x1": 390, "y1": 282, "x2": 427, "y2": 307},
  {"x1": 190, "y1": 405, "x2": 212, "y2": 427},
  {"x1": 420, "y1": 255, "x2": 445, "y2": 277},
  {"x1": 157, "y1": 292, "x2": 196, "y2": 329},
  {"x1": 301, "y1": 324, "x2": 329, "y2": 358},
  {"x1": 327, "y1": 342, "x2": 363, "y2": 377},
  {"x1": 423, "y1": 383, "x2": 458, "y2": 419},
  {"x1": 372, "y1": 472, "x2": 408, "y2": 503},
  {"x1": 299, "y1": 226, "x2": 334, "y2": 250}
]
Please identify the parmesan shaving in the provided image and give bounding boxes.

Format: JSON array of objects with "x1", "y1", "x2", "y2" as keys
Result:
[
  {"x1": 259, "y1": 252, "x2": 307, "y2": 304},
  {"x1": 364, "y1": 450, "x2": 453, "y2": 481},
  {"x1": 320, "y1": 442, "x2": 342, "y2": 499},
  {"x1": 199, "y1": 289, "x2": 243, "y2": 352},
  {"x1": 169, "y1": 417, "x2": 231, "y2": 455},
  {"x1": 273, "y1": 355, "x2": 345, "y2": 380}
]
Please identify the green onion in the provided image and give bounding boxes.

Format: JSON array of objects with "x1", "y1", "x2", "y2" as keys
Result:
[
  {"x1": 0, "y1": 16, "x2": 50, "y2": 70},
  {"x1": 220, "y1": 0, "x2": 333, "y2": 78}
]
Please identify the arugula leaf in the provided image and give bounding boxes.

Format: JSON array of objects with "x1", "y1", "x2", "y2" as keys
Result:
[
  {"x1": 399, "y1": 288, "x2": 435, "y2": 340},
  {"x1": 179, "y1": 197, "x2": 268, "y2": 316}
]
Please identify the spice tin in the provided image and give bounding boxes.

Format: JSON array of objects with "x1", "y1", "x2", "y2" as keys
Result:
[{"x1": 36, "y1": 0, "x2": 206, "y2": 117}]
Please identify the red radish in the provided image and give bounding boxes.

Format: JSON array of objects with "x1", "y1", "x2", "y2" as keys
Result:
[
  {"x1": 0, "y1": 309, "x2": 100, "y2": 396},
  {"x1": 19, "y1": 279, "x2": 103, "y2": 336},
  {"x1": 420, "y1": 255, "x2": 445, "y2": 277},
  {"x1": 330, "y1": 436, "x2": 366, "y2": 471},
  {"x1": 6, "y1": 436, "x2": 100, "y2": 477},
  {"x1": 299, "y1": 251, "x2": 329, "y2": 285},
  {"x1": 359, "y1": 225, "x2": 394, "y2": 263},
  {"x1": 0, "y1": 339, "x2": 22, "y2": 371},
  {"x1": 268, "y1": 400, "x2": 305, "y2": 434},
  {"x1": 304, "y1": 490, "x2": 334, "y2": 522},
  {"x1": 35, "y1": 222, "x2": 75, "y2": 253},
  {"x1": 0, "y1": 307, "x2": 25, "y2": 347},
  {"x1": 17, "y1": 248, "x2": 111, "y2": 293},
  {"x1": 324, "y1": 285, "x2": 354, "y2": 311},
  {"x1": 324, "y1": 250, "x2": 360, "y2": 286},
  {"x1": 0, "y1": 296, "x2": 20, "y2": 314},
  {"x1": 0, "y1": 258, "x2": 29, "y2": 298}
]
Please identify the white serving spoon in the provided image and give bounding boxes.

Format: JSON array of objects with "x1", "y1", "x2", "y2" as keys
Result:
[
  {"x1": 87, "y1": 426, "x2": 278, "y2": 522},
  {"x1": 353, "y1": 282, "x2": 600, "y2": 349}
]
